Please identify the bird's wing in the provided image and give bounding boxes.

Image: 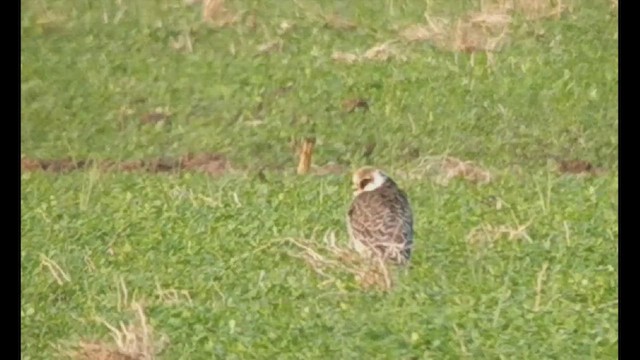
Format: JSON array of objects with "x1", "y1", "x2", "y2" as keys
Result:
[
  {"x1": 350, "y1": 191, "x2": 397, "y2": 243},
  {"x1": 397, "y1": 189, "x2": 414, "y2": 242},
  {"x1": 348, "y1": 193, "x2": 384, "y2": 245}
]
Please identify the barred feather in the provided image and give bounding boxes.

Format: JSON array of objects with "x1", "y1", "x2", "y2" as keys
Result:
[{"x1": 347, "y1": 172, "x2": 414, "y2": 264}]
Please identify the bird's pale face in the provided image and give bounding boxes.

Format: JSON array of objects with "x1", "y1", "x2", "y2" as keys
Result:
[{"x1": 352, "y1": 167, "x2": 388, "y2": 196}]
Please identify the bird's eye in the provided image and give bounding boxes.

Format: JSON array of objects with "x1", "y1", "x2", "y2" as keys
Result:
[{"x1": 359, "y1": 178, "x2": 372, "y2": 189}]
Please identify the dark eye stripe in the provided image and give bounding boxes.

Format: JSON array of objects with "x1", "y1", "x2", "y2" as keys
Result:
[{"x1": 359, "y1": 178, "x2": 372, "y2": 189}]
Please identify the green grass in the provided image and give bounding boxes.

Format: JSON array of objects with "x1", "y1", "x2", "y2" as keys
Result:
[{"x1": 22, "y1": 0, "x2": 617, "y2": 358}]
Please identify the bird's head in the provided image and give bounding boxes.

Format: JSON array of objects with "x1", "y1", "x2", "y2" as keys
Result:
[{"x1": 352, "y1": 166, "x2": 388, "y2": 196}]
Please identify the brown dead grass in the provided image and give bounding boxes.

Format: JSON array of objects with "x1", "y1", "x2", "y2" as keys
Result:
[
  {"x1": 20, "y1": 151, "x2": 347, "y2": 178},
  {"x1": 405, "y1": 155, "x2": 492, "y2": 185},
  {"x1": 399, "y1": 17, "x2": 450, "y2": 44},
  {"x1": 65, "y1": 302, "x2": 168, "y2": 360},
  {"x1": 140, "y1": 110, "x2": 171, "y2": 125},
  {"x1": 332, "y1": 42, "x2": 407, "y2": 64},
  {"x1": 278, "y1": 20, "x2": 294, "y2": 34},
  {"x1": 202, "y1": 0, "x2": 239, "y2": 26},
  {"x1": 509, "y1": 0, "x2": 570, "y2": 20},
  {"x1": 39, "y1": 254, "x2": 71, "y2": 285},
  {"x1": 180, "y1": 152, "x2": 233, "y2": 176},
  {"x1": 400, "y1": 0, "x2": 571, "y2": 54},
  {"x1": 322, "y1": 13, "x2": 357, "y2": 30},
  {"x1": 331, "y1": 51, "x2": 359, "y2": 64},
  {"x1": 170, "y1": 32, "x2": 194, "y2": 53},
  {"x1": 287, "y1": 233, "x2": 394, "y2": 292},
  {"x1": 256, "y1": 39, "x2": 284, "y2": 55},
  {"x1": 452, "y1": 10, "x2": 511, "y2": 53},
  {"x1": 342, "y1": 98, "x2": 369, "y2": 113},
  {"x1": 554, "y1": 159, "x2": 606, "y2": 177},
  {"x1": 35, "y1": 11, "x2": 67, "y2": 33},
  {"x1": 22, "y1": 157, "x2": 84, "y2": 173},
  {"x1": 467, "y1": 222, "x2": 533, "y2": 246},
  {"x1": 401, "y1": 11, "x2": 510, "y2": 53},
  {"x1": 477, "y1": 0, "x2": 571, "y2": 20},
  {"x1": 70, "y1": 342, "x2": 139, "y2": 360},
  {"x1": 363, "y1": 41, "x2": 407, "y2": 61},
  {"x1": 21, "y1": 153, "x2": 232, "y2": 177},
  {"x1": 323, "y1": 13, "x2": 357, "y2": 30},
  {"x1": 155, "y1": 283, "x2": 193, "y2": 306},
  {"x1": 293, "y1": 1, "x2": 357, "y2": 31}
]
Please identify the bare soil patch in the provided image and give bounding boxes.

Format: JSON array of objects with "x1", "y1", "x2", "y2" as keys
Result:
[
  {"x1": 21, "y1": 153, "x2": 232, "y2": 177},
  {"x1": 342, "y1": 98, "x2": 369, "y2": 113},
  {"x1": 140, "y1": 111, "x2": 171, "y2": 126},
  {"x1": 554, "y1": 159, "x2": 606, "y2": 177}
]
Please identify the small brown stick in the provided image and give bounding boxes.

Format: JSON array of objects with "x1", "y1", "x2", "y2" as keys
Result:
[{"x1": 297, "y1": 137, "x2": 316, "y2": 175}]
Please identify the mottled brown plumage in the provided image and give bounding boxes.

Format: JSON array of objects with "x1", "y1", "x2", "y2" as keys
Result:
[{"x1": 347, "y1": 167, "x2": 414, "y2": 264}]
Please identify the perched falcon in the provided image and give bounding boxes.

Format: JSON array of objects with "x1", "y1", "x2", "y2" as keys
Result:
[{"x1": 346, "y1": 166, "x2": 414, "y2": 264}]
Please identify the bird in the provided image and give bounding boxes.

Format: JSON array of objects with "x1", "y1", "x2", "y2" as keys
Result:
[{"x1": 346, "y1": 166, "x2": 414, "y2": 264}]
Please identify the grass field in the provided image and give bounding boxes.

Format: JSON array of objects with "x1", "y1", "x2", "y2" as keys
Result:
[{"x1": 21, "y1": 0, "x2": 618, "y2": 358}]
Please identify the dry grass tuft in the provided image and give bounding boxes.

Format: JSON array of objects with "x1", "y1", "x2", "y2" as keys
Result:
[
  {"x1": 35, "y1": 10, "x2": 67, "y2": 30},
  {"x1": 406, "y1": 156, "x2": 492, "y2": 185},
  {"x1": 170, "y1": 32, "x2": 194, "y2": 53},
  {"x1": 400, "y1": 10, "x2": 510, "y2": 53},
  {"x1": 477, "y1": 0, "x2": 571, "y2": 20},
  {"x1": 66, "y1": 302, "x2": 168, "y2": 360},
  {"x1": 287, "y1": 233, "x2": 394, "y2": 292},
  {"x1": 332, "y1": 42, "x2": 406, "y2": 64},
  {"x1": 256, "y1": 39, "x2": 284, "y2": 54},
  {"x1": 323, "y1": 13, "x2": 357, "y2": 30},
  {"x1": 278, "y1": 20, "x2": 295, "y2": 35},
  {"x1": 363, "y1": 41, "x2": 406, "y2": 61},
  {"x1": 509, "y1": 0, "x2": 570, "y2": 20},
  {"x1": 401, "y1": 0, "x2": 570, "y2": 54},
  {"x1": 452, "y1": 9, "x2": 511, "y2": 53},
  {"x1": 70, "y1": 342, "x2": 138, "y2": 360},
  {"x1": 331, "y1": 51, "x2": 360, "y2": 64},
  {"x1": 399, "y1": 17, "x2": 450, "y2": 44},
  {"x1": 155, "y1": 283, "x2": 193, "y2": 306},
  {"x1": 202, "y1": 0, "x2": 239, "y2": 26},
  {"x1": 39, "y1": 254, "x2": 71, "y2": 285},
  {"x1": 466, "y1": 222, "x2": 533, "y2": 246},
  {"x1": 291, "y1": 0, "x2": 356, "y2": 31}
]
